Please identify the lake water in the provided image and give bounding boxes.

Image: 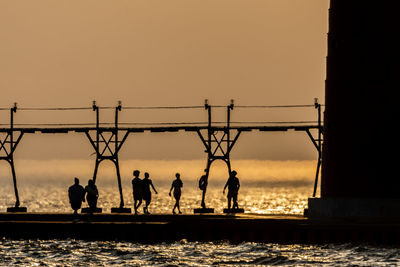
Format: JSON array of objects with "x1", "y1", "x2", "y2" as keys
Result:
[
  {"x1": 0, "y1": 159, "x2": 315, "y2": 214},
  {"x1": 1, "y1": 160, "x2": 399, "y2": 266}
]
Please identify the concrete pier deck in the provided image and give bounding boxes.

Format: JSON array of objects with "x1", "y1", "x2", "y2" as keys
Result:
[{"x1": 2, "y1": 213, "x2": 400, "y2": 244}]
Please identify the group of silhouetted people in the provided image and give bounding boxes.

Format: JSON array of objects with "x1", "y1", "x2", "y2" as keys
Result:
[
  {"x1": 132, "y1": 170, "x2": 158, "y2": 214},
  {"x1": 68, "y1": 177, "x2": 99, "y2": 214},
  {"x1": 68, "y1": 169, "x2": 240, "y2": 214}
]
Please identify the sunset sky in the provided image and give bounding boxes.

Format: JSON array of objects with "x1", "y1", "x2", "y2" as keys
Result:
[{"x1": 0, "y1": 0, "x2": 329, "y2": 161}]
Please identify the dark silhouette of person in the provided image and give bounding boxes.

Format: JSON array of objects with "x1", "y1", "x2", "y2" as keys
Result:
[
  {"x1": 131, "y1": 170, "x2": 143, "y2": 214},
  {"x1": 223, "y1": 170, "x2": 240, "y2": 210},
  {"x1": 142, "y1": 172, "x2": 157, "y2": 214},
  {"x1": 68, "y1": 177, "x2": 85, "y2": 214},
  {"x1": 85, "y1": 179, "x2": 99, "y2": 210},
  {"x1": 199, "y1": 174, "x2": 208, "y2": 209},
  {"x1": 169, "y1": 173, "x2": 183, "y2": 214}
]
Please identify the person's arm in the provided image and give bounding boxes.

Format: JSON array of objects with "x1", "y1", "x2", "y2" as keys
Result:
[
  {"x1": 68, "y1": 188, "x2": 72, "y2": 202},
  {"x1": 169, "y1": 182, "x2": 173, "y2": 196},
  {"x1": 223, "y1": 180, "x2": 228, "y2": 194},
  {"x1": 151, "y1": 181, "x2": 158, "y2": 194}
]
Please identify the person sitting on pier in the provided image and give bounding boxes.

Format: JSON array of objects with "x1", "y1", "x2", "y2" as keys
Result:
[
  {"x1": 169, "y1": 172, "x2": 183, "y2": 214},
  {"x1": 142, "y1": 172, "x2": 158, "y2": 214},
  {"x1": 199, "y1": 174, "x2": 208, "y2": 209},
  {"x1": 68, "y1": 177, "x2": 85, "y2": 214},
  {"x1": 223, "y1": 170, "x2": 240, "y2": 210},
  {"x1": 85, "y1": 179, "x2": 99, "y2": 211},
  {"x1": 131, "y1": 170, "x2": 143, "y2": 214}
]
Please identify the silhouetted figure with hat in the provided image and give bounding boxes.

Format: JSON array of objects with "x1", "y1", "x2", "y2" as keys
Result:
[
  {"x1": 68, "y1": 177, "x2": 85, "y2": 214},
  {"x1": 85, "y1": 179, "x2": 99, "y2": 211},
  {"x1": 169, "y1": 173, "x2": 183, "y2": 214},
  {"x1": 142, "y1": 172, "x2": 158, "y2": 214},
  {"x1": 131, "y1": 170, "x2": 143, "y2": 214},
  {"x1": 199, "y1": 174, "x2": 208, "y2": 208},
  {"x1": 223, "y1": 170, "x2": 240, "y2": 210}
]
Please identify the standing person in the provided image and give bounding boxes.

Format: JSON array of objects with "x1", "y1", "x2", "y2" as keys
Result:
[
  {"x1": 199, "y1": 174, "x2": 208, "y2": 208},
  {"x1": 142, "y1": 172, "x2": 158, "y2": 214},
  {"x1": 85, "y1": 179, "x2": 99, "y2": 211},
  {"x1": 68, "y1": 177, "x2": 85, "y2": 214},
  {"x1": 131, "y1": 170, "x2": 143, "y2": 214},
  {"x1": 223, "y1": 170, "x2": 240, "y2": 210},
  {"x1": 169, "y1": 173, "x2": 183, "y2": 214}
]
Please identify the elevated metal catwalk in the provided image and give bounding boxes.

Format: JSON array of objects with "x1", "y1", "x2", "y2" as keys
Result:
[{"x1": 1, "y1": 100, "x2": 323, "y2": 212}]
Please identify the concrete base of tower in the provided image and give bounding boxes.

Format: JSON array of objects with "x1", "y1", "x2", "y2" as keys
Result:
[{"x1": 305, "y1": 198, "x2": 400, "y2": 218}]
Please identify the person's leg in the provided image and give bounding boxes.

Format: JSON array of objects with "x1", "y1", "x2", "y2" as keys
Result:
[
  {"x1": 177, "y1": 200, "x2": 181, "y2": 213},
  {"x1": 227, "y1": 195, "x2": 232, "y2": 209},
  {"x1": 88, "y1": 198, "x2": 93, "y2": 209},
  {"x1": 134, "y1": 199, "x2": 138, "y2": 214},
  {"x1": 133, "y1": 196, "x2": 137, "y2": 214},
  {"x1": 233, "y1": 194, "x2": 238, "y2": 209},
  {"x1": 201, "y1": 189, "x2": 206, "y2": 208},
  {"x1": 136, "y1": 199, "x2": 142, "y2": 211},
  {"x1": 71, "y1": 202, "x2": 80, "y2": 214},
  {"x1": 145, "y1": 199, "x2": 150, "y2": 214}
]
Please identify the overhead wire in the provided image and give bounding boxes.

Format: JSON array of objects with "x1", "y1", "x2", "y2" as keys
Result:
[
  {"x1": 235, "y1": 104, "x2": 315, "y2": 108},
  {"x1": 123, "y1": 105, "x2": 204, "y2": 110},
  {"x1": 0, "y1": 103, "x2": 322, "y2": 128}
]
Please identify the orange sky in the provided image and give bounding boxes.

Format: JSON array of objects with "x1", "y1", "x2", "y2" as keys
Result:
[{"x1": 0, "y1": 0, "x2": 329, "y2": 160}]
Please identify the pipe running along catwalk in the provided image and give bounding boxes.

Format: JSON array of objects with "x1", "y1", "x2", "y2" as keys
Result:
[{"x1": 0, "y1": 100, "x2": 323, "y2": 213}]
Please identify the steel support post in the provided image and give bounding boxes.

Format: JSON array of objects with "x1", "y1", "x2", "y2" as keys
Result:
[
  {"x1": 307, "y1": 98, "x2": 323, "y2": 197},
  {"x1": 196, "y1": 100, "x2": 241, "y2": 209},
  {"x1": 84, "y1": 101, "x2": 130, "y2": 212},
  {"x1": 0, "y1": 103, "x2": 26, "y2": 212}
]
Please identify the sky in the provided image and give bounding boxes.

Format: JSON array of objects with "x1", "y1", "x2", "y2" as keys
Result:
[{"x1": 0, "y1": 0, "x2": 329, "y2": 161}]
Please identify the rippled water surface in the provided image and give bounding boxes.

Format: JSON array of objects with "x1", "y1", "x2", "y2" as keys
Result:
[
  {"x1": 1, "y1": 240, "x2": 400, "y2": 266},
  {"x1": 3, "y1": 160, "x2": 398, "y2": 265}
]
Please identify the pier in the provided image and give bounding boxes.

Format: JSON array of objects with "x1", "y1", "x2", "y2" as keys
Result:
[
  {"x1": 1, "y1": 100, "x2": 322, "y2": 213},
  {"x1": 2, "y1": 212, "x2": 400, "y2": 244}
]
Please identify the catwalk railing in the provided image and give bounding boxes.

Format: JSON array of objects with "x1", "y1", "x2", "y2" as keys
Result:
[{"x1": 0, "y1": 100, "x2": 323, "y2": 212}]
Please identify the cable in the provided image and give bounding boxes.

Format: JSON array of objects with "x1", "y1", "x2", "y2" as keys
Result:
[
  {"x1": 235, "y1": 104, "x2": 315, "y2": 108},
  {"x1": 2, "y1": 103, "x2": 324, "y2": 111},
  {"x1": 229, "y1": 121, "x2": 318, "y2": 125},
  {"x1": 123, "y1": 105, "x2": 204, "y2": 110},
  {"x1": 18, "y1": 107, "x2": 92, "y2": 111},
  {"x1": 118, "y1": 122, "x2": 208, "y2": 125},
  {"x1": 1, "y1": 123, "x2": 96, "y2": 126}
]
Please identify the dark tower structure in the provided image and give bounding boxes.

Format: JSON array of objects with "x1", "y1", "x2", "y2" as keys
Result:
[{"x1": 308, "y1": 0, "x2": 400, "y2": 217}]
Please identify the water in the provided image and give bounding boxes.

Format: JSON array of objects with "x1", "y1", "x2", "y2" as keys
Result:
[
  {"x1": 1, "y1": 240, "x2": 400, "y2": 266},
  {"x1": 0, "y1": 159, "x2": 314, "y2": 214},
  {"x1": 2, "y1": 160, "x2": 399, "y2": 265}
]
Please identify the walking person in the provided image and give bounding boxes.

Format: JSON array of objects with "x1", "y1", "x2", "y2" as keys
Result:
[
  {"x1": 142, "y1": 172, "x2": 158, "y2": 214},
  {"x1": 131, "y1": 170, "x2": 143, "y2": 214},
  {"x1": 68, "y1": 177, "x2": 85, "y2": 214},
  {"x1": 169, "y1": 173, "x2": 183, "y2": 214},
  {"x1": 199, "y1": 174, "x2": 208, "y2": 208},
  {"x1": 85, "y1": 179, "x2": 99, "y2": 211},
  {"x1": 223, "y1": 170, "x2": 240, "y2": 210}
]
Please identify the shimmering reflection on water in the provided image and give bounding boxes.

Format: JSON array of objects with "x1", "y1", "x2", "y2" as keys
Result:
[
  {"x1": 0, "y1": 159, "x2": 315, "y2": 213},
  {"x1": 1, "y1": 240, "x2": 400, "y2": 266},
  {"x1": 0, "y1": 182, "x2": 310, "y2": 214}
]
